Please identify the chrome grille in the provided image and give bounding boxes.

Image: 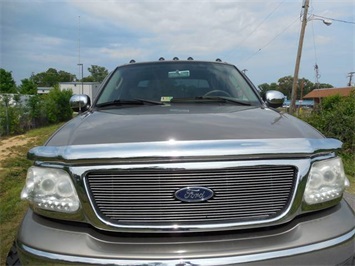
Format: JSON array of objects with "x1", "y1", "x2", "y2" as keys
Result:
[{"x1": 86, "y1": 166, "x2": 296, "y2": 225}]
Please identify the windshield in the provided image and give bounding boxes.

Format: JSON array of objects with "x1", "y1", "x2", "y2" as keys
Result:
[{"x1": 95, "y1": 61, "x2": 261, "y2": 106}]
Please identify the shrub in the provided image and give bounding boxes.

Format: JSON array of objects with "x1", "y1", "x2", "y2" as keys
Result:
[
  {"x1": 0, "y1": 95, "x2": 26, "y2": 135},
  {"x1": 0, "y1": 87, "x2": 73, "y2": 136},
  {"x1": 44, "y1": 86, "x2": 73, "y2": 124},
  {"x1": 303, "y1": 91, "x2": 355, "y2": 152}
]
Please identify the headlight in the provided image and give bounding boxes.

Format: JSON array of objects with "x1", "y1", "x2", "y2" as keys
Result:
[
  {"x1": 304, "y1": 157, "x2": 347, "y2": 205},
  {"x1": 21, "y1": 167, "x2": 80, "y2": 213}
]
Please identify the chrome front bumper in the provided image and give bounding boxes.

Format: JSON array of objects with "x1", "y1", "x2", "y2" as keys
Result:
[{"x1": 17, "y1": 201, "x2": 354, "y2": 266}]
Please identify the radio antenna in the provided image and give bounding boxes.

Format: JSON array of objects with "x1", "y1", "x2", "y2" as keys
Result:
[{"x1": 78, "y1": 15, "x2": 81, "y2": 65}]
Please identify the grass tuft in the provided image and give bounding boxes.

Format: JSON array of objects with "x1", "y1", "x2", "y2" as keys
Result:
[{"x1": 0, "y1": 123, "x2": 64, "y2": 265}]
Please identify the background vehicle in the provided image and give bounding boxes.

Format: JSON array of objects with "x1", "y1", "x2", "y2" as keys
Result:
[{"x1": 8, "y1": 59, "x2": 354, "y2": 265}]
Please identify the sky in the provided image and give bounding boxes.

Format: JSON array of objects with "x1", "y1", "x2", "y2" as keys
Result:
[{"x1": 1, "y1": 0, "x2": 354, "y2": 88}]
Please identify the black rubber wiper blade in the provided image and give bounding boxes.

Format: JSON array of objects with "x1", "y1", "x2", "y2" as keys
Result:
[
  {"x1": 198, "y1": 96, "x2": 251, "y2": 106},
  {"x1": 133, "y1": 98, "x2": 164, "y2": 105},
  {"x1": 96, "y1": 99, "x2": 164, "y2": 108},
  {"x1": 170, "y1": 98, "x2": 200, "y2": 103},
  {"x1": 96, "y1": 99, "x2": 144, "y2": 108}
]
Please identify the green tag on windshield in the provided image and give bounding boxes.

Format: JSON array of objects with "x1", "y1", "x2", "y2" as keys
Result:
[{"x1": 161, "y1": 96, "x2": 173, "y2": 102}]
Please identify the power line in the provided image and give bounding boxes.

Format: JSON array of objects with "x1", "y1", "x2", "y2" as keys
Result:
[
  {"x1": 242, "y1": 16, "x2": 299, "y2": 63},
  {"x1": 312, "y1": 14, "x2": 355, "y2": 25},
  {"x1": 236, "y1": 0, "x2": 286, "y2": 48},
  {"x1": 225, "y1": 0, "x2": 286, "y2": 59}
]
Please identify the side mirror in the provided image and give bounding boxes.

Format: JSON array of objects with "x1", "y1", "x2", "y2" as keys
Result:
[
  {"x1": 265, "y1": 90, "x2": 285, "y2": 108},
  {"x1": 70, "y1": 94, "x2": 91, "y2": 112}
]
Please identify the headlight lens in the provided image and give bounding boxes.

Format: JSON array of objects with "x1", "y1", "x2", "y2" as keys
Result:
[
  {"x1": 304, "y1": 157, "x2": 347, "y2": 205},
  {"x1": 21, "y1": 167, "x2": 80, "y2": 213}
]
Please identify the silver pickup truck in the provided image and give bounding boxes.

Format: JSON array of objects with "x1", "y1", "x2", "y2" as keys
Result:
[{"x1": 8, "y1": 59, "x2": 354, "y2": 265}]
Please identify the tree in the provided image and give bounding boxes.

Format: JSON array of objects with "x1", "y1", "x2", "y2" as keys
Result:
[
  {"x1": 277, "y1": 76, "x2": 294, "y2": 99},
  {"x1": 27, "y1": 94, "x2": 46, "y2": 127},
  {"x1": 58, "y1": 70, "x2": 76, "y2": 83},
  {"x1": 298, "y1": 78, "x2": 314, "y2": 99},
  {"x1": 32, "y1": 68, "x2": 76, "y2": 87},
  {"x1": 258, "y1": 82, "x2": 278, "y2": 99},
  {"x1": 32, "y1": 68, "x2": 58, "y2": 87},
  {"x1": 18, "y1": 78, "x2": 37, "y2": 95},
  {"x1": 0, "y1": 94, "x2": 24, "y2": 135},
  {"x1": 0, "y1": 95, "x2": 11, "y2": 135},
  {"x1": 0, "y1": 68, "x2": 17, "y2": 93},
  {"x1": 317, "y1": 83, "x2": 334, "y2": 89},
  {"x1": 84, "y1": 65, "x2": 109, "y2": 83}
]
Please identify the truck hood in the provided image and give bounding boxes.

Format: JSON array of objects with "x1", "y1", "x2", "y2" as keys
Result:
[{"x1": 46, "y1": 105, "x2": 324, "y2": 146}]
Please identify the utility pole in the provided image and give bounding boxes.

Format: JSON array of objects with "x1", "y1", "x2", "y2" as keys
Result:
[{"x1": 289, "y1": 0, "x2": 310, "y2": 115}]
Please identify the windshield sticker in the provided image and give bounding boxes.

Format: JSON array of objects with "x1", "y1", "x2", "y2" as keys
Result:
[
  {"x1": 168, "y1": 70, "x2": 190, "y2": 78},
  {"x1": 161, "y1": 96, "x2": 173, "y2": 102}
]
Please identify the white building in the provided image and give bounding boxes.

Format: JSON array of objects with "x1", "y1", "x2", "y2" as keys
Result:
[
  {"x1": 59, "y1": 82, "x2": 101, "y2": 101},
  {"x1": 37, "y1": 87, "x2": 54, "y2": 94}
]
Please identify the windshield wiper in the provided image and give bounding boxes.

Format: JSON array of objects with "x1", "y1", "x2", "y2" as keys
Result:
[
  {"x1": 96, "y1": 100, "x2": 143, "y2": 108},
  {"x1": 171, "y1": 96, "x2": 251, "y2": 106},
  {"x1": 133, "y1": 98, "x2": 164, "y2": 105},
  {"x1": 198, "y1": 96, "x2": 251, "y2": 106},
  {"x1": 96, "y1": 99, "x2": 163, "y2": 108}
]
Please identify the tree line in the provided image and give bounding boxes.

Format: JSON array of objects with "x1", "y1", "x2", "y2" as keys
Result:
[
  {"x1": 0, "y1": 65, "x2": 109, "y2": 136},
  {"x1": 258, "y1": 76, "x2": 333, "y2": 99},
  {"x1": 0, "y1": 65, "x2": 109, "y2": 94}
]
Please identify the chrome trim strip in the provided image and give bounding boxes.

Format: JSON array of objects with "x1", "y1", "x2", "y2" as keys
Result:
[
  {"x1": 28, "y1": 138, "x2": 342, "y2": 163},
  {"x1": 19, "y1": 229, "x2": 354, "y2": 266}
]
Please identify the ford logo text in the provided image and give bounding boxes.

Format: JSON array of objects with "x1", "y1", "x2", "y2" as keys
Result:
[{"x1": 175, "y1": 187, "x2": 214, "y2": 203}]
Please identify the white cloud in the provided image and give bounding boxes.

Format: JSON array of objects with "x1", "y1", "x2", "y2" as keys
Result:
[
  {"x1": 1, "y1": 0, "x2": 353, "y2": 87},
  {"x1": 26, "y1": 52, "x2": 75, "y2": 65},
  {"x1": 31, "y1": 35, "x2": 65, "y2": 47},
  {"x1": 313, "y1": 35, "x2": 332, "y2": 45},
  {"x1": 99, "y1": 46, "x2": 148, "y2": 59},
  {"x1": 70, "y1": 0, "x2": 301, "y2": 53}
]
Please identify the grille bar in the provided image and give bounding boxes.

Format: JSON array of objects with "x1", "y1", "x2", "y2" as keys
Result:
[{"x1": 86, "y1": 166, "x2": 296, "y2": 226}]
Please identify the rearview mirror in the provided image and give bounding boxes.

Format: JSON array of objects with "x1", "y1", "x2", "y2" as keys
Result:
[
  {"x1": 69, "y1": 94, "x2": 91, "y2": 112},
  {"x1": 265, "y1": 90, "x2": 285, "y2": 108}
]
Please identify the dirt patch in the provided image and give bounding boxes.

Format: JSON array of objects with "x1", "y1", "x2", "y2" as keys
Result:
[{"x1": 0, "y1": 135, "x2": 34, "y2": 161}]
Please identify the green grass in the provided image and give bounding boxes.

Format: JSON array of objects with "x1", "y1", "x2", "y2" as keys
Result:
[
  {"x1": 0, "y1": 123, "x2": 64, "y2": 266},
  {"x1": 342, "y1": 152, "x2": 355, "y2": 194}
]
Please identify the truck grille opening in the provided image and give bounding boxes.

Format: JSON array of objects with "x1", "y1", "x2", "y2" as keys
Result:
[{"x1": 85, "y1": 166, "x2": 296, "y2": 226}]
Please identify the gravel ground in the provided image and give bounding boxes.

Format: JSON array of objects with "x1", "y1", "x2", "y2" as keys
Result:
[{"x1": 344, "y1": 192, "x2": 355, "y2": 211}]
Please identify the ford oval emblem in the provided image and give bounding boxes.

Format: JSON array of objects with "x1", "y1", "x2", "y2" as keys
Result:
[{"x1": 175, "y1": 187, "x2": 214, "y2": 203}]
